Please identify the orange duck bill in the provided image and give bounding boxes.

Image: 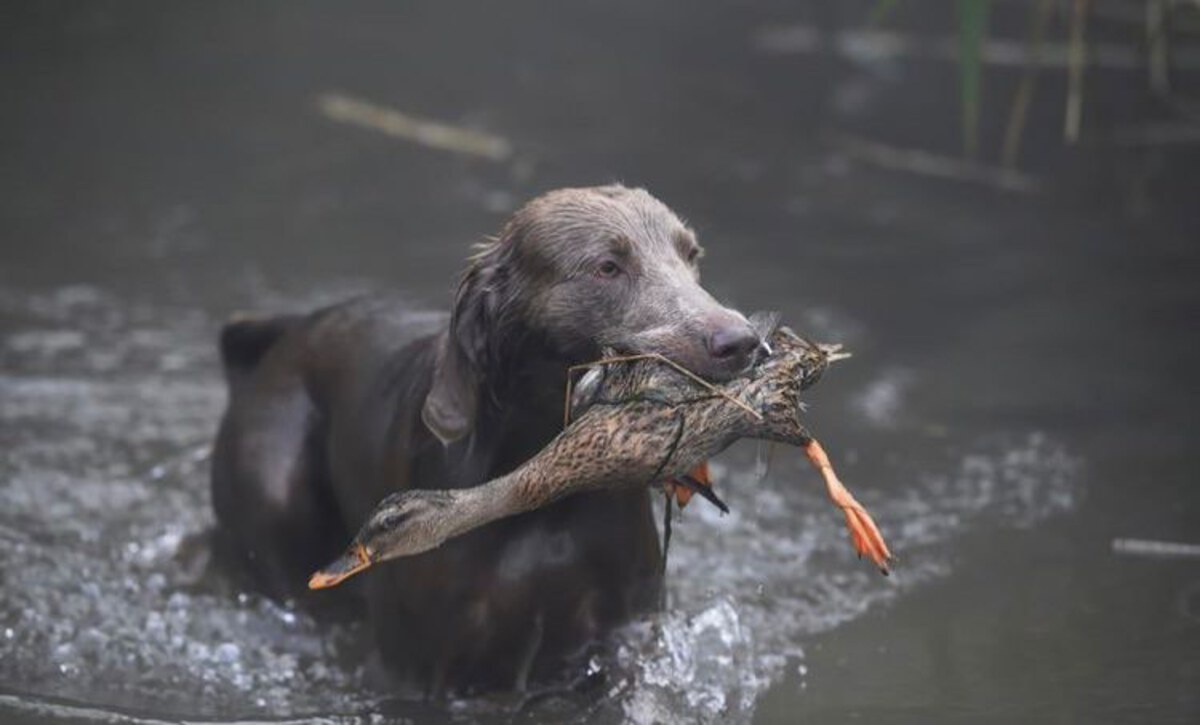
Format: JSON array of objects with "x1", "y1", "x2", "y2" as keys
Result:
[
  {"x1": 308, "y1": 542, "x2": 373, "y2": 589},
  {"x1": 803, "y1": 439, "x2": 894, "y2": 575}
]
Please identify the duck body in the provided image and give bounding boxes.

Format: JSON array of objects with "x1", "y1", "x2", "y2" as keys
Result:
[{"x1": 313, "y1": 320, "x2": 891, "y2": 592}]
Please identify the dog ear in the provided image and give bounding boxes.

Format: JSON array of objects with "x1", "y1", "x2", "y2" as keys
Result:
[
  {"x1": 422, "y1": 246, "x2": 506, "y2": 445},
  {"x1": 422, "y1": 329, "x2": 478, "y2": 445}
]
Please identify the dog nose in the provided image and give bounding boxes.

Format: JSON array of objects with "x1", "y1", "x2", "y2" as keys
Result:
[{"x1": 708, "y1": 322, "x2": 759, "y2": 362}]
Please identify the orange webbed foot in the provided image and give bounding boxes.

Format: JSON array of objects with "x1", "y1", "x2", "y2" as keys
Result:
[
  {"x1": 804, "y1": 439, "x2": 893, "y2": 575},
  {"x1": 664, "y1": 462, "x2": 728, "y2": 513},
  {"x1": 670, "y1": 461, "x2": 709, "y2": 508}
]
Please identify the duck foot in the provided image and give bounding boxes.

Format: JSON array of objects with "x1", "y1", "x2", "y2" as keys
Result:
[
  {"x1": 665, "y1": 461, "x2": 729, "y2": 514},
  {"x1": 803, "y1": 439, "x2": 893, "y2": 575},
  {"x1": 664, "y1": 462, "x2": 727, "y2": 512}
]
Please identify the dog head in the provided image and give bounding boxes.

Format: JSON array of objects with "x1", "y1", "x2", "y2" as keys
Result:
[{"x1": 423, "y1": 185, "x2": 760, "y2": 445}]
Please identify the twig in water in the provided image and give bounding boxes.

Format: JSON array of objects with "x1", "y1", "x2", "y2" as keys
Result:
[
  {"x1": 1112, "y1": 538, "x2": 1200, "y2": 559},
  {"x1": 832, "y1": 133, "x2": 1042, "y2": 193},
  {"x1": 316, "y1": 92, "x2": 512, "y2": 161},
  {"x1": 1065, "y1": 0, "x2": 1091, "y2": 144},
  {"x1": 1002, "y1": 0, "x2": 1054, "y2": 169},
  {"x1": 1103, "y1": 122, "x2": 1200, "y2": 146},
  {"x1": 955, "y1": 0, "x2": 991, "y2": 159},
  {"x1": 1147, "y1": 0, "x2": 1171, "y2": 96}
]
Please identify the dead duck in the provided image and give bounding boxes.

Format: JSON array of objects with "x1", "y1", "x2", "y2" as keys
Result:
[{"x1": 309, "y1": 318, "x2": 892, "y2": 589}]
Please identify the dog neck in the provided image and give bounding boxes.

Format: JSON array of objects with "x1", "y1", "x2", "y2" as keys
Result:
[{"x1": 465, "y1": 337, "x2": 593, "y2": 483}]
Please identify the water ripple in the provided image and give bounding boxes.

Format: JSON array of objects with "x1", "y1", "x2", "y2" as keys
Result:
[{"x1": 0, "y1": 284, "x2": 1083, "y2": 722}]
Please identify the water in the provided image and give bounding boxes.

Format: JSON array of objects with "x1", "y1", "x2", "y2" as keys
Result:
[
  {"x1": 2, "y1": 1, "x2": 1197, "y2": 723},
  {"x1": 0, "y1": 281, "x2": 1085, "y2": 722}
]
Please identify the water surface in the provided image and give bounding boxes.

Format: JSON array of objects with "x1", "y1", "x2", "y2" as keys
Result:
[{"x1": 1, "y1": 2, "x2": 1197, "y2": 723}]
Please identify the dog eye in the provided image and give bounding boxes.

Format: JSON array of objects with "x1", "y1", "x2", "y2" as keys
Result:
[{"x1": 596, "y1": 260, "x2": 622, "y2": 278}]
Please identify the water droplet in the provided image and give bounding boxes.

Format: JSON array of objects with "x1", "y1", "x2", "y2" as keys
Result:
[
  {"x1": 215, "y1": 642, "x2": 240, "y2": 663},
  {"x1": 3, "y1": 628, "x2": 13, "y2": 639},
  {"x1": 753, "y1": 442, "x2": 770, "y2": 479}
]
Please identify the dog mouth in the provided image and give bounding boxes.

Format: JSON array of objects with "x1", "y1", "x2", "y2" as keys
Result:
[
  {"x1": 601, "y1": 342, "x2": 759, "y2": 383},
  {"x1": 601, "y1": 315, "x2": 770, "y2": 382},
  {"x1": 707, "y1": 353, "x2": 761, "y2": 382}
]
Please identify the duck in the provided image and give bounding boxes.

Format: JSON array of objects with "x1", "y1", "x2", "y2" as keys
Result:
[{"x1": 309, "y1": 318, "x2": 892, "y2": 590}]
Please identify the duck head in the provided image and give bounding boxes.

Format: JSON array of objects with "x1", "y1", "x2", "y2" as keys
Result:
[{"x1": 308, "y1": 490, "x2": 460, "y2": 589}]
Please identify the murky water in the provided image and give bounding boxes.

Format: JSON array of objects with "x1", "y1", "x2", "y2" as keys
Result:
[
  {"x1": 2, "y1": 2, "x2": 1197, "y2": 723},
  {"x1": 0, "y1": 280, "x2": 1085, "y2": 723}
]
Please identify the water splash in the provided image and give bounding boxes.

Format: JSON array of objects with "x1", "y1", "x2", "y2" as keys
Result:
[
  {"x1": 0, "y1": 284, "x2": 373, "y2": 718},
  {"x1": 0, "y1": 284, "x2": 1082, "y2": 722},
  {"x1": 850, "y1": 367, "x2": 917, "y2": 428},
  {"x1": 592, "y1": 429, "x2": 1080, "y2": 723}
]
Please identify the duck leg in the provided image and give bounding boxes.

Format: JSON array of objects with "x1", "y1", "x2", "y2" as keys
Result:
[{"x1": 802, "y1": 438, "x2": 893, "y2": 575}]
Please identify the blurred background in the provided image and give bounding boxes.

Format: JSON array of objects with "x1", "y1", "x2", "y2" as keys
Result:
[{"x1": 1, "y1": 1, "x2": 1197, "y2": 723}]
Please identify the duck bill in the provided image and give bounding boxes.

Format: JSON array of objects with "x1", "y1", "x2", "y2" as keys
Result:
[{"x1": 308, "y1": 543, "x2": 372, "y2": 589}]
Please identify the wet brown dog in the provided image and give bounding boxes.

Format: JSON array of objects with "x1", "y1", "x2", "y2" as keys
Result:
[{"x1": 210, "y1": 185, "x2": 760, "y2": 694}]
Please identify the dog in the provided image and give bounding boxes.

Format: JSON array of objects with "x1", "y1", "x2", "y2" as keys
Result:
[{"x1": 210, "y1": 185, "x2": 761, "y2": 694}]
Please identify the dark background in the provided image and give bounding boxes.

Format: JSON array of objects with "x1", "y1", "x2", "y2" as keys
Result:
[{"x1": 1, "y1": 2, "x2": 1198, "y2": 723}]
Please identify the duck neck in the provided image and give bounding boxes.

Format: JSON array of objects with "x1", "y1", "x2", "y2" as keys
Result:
[{"x1": 441, "y1": 465, "x2": 545, "y2": 540}]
